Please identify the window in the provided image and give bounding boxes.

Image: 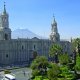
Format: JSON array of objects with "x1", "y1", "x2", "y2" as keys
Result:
[
  {"x1": 22, "y1": 45, "x2": 24, "y2": 50},
  {"x1": 5, "y1": 34, "x2": 8, "y2": 40},
  {"x1": 34, "y1": 45, "x2": 35, "y2": 50},
  {"x1": 6, "y1": 54, "x2": 8, "y2": 58}
]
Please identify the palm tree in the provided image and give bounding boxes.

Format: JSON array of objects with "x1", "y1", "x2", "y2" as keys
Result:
[
  {"x1": 49, "y1": 43, "x2": 62, "y2": 62},
  {"x1": 31, "y1": 56, "x2": 49, "y2": 76},
  {"x1": 33, "y1": 51, "x2": 37, "y2": 59}
]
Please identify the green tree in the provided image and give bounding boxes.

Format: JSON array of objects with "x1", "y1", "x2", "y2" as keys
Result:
[
  {"x1": 71, "y1": 38, "x2": 80, "y2": 52},
  {"x1": 31, "y1": 56, "x2": 49, "y2": 77},
  {"x1": 59, "y1": 65, "x2": 75, "y2": 80},
  {"x1": 75, "y1": 56, "x2": 80, "y2": 71},
  {"x1": 32, "y1": 69, "x2": 39, "y2": 77},
  {"x1": 47, "y1": 63, "x2": 60, "y2": 80},
  {"x1": 33, "y1": 51, "x2": 37, "y2": 59},
  {"x1": 58, "y1": 53, "x2": 69, "y2": 65},
  {"x1": 49, "y1": 43, "x2": 62, "y2": 62}
]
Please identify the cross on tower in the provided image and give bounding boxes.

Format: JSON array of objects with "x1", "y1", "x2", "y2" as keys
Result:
[{"x1": 3, "y1": 2, "x2": 6, "y2": 13}]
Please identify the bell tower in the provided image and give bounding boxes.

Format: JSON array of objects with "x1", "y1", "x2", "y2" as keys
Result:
[
  {"x1": 0, "y1": 2, "x2": 11, "y2": 40},
  {"x1": 50, "y1": 16, "x2": 60, "y2": 42}
]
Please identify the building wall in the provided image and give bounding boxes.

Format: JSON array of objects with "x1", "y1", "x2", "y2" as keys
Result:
[
  {"x1": 0, "y1": 37, "x2": 71, "y2": 65},
  {"x1": 0, "y1": 38, "x2": 51, "y2": 65}
]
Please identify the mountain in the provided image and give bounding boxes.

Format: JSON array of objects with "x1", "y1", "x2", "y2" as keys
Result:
[{"x1": 11, "y1": 29, "x2": 42, "y2": 39}]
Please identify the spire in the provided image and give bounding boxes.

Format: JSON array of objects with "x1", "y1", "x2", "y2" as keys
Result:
[
  {"x1": 52, "y1": 14, "x2": 57, "y2": 26},
  {"x1": 50, "y1": 14, "x2": 60, "y2": 42},
  {"x1": 53, "y1": 14, "x2": 55, "y2": 22},
  {"x1": 3, "y1": 2, "x2": 6, "y2": 14}
]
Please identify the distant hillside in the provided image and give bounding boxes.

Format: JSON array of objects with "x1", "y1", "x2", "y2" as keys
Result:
[{"x1": 11, "y1": 29, "x2": 43, "y2": 39}]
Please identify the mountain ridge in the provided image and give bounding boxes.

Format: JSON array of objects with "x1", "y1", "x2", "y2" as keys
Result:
[{"x1": 11, "y1": 28, "x2": 47, "y2": 39}]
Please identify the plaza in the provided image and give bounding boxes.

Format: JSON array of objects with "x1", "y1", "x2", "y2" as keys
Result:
[{"x1": 0, "y1": 68, "x2": 32, "y2": 80}]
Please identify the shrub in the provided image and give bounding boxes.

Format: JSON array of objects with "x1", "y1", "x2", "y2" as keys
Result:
[
  {"x1": 58, "y1": 53, "x2": 69, "y2": 65},
  {"x1": 59, "y1": 65, "x2": 75, "y2": 79},
  {"x1": 75, "y1": 56, "x2": 80, "y2": 71},
  {"x1": 47, "y1": 63, "x2": 60, "y2": 80},
  {"x1": 4, "y1": 70, "x2": 11, "y2": 74},
  {"x1": 32, "y1": 69, "x2": 40, "y2": 77}
]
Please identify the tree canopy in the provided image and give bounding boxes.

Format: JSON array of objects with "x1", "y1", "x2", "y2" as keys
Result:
[
  {"x1": 49, "y1": 43, "x2": 62, "y2": 57},
  {"x1": 31, "y1": 56, "x2": 49, "y2": 77},
  {"x1": 47, "y1": 63, "x2": 60, "y2": 80},
  {"x1": 58, "y1": 53, "x2": 69, "y2": 65},
  {"x1": 71, "y1": 38, "x2": 80, "y2": 51}
]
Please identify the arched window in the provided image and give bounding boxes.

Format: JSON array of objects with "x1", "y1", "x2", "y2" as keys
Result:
[
  {"x1": 22, "y1": 45, "x2": 24, "y2": 50},
  {"x1": 34, "y1": 45, "x2": 35, "y2": 50},
  {"x1": 6, "y1": 54, "x2": 8, "y2": 58},
  {"x1": 5, "y1": 34, "x2": 8, "y2": 40}
]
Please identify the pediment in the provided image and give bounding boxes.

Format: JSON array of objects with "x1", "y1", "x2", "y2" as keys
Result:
[{"x1": 32, "y1": 37, "x2": 39, "y2": 40}]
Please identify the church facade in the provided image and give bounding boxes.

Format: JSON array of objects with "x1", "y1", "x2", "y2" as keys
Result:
[{"x1": 0, "y1": 4, "x2": 71, "y2": 65}]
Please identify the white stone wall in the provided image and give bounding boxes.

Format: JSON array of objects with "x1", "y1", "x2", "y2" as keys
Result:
[{"x1": 0, "y1": 38, "x2": 71, "y2": 65}]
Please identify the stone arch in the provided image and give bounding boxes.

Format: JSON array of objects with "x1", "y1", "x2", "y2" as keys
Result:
[{"x1": 4, "y1": 33, "x2": 8, "y2": 40}]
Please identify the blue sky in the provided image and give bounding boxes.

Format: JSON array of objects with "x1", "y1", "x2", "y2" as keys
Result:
[{"x1": 0, "y1": 0, "x2": 80, "y2": 39}]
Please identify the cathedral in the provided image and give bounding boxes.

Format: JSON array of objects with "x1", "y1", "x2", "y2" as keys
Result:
[{"x1": 0, "y1": 4, "x2": 71, "y2": 65}]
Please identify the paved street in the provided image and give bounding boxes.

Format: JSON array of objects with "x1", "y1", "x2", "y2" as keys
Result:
[
  {"x1": 0, "y1": 71, "x2": 4, "y2": 80},
  {"x1": 0, "y1": 68, "x2": 32, "y2": 80}
]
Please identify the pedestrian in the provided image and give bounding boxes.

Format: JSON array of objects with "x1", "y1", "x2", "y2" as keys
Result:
[{"x1": 23, "y1": 71, "x2": 25, "y2": 76}]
